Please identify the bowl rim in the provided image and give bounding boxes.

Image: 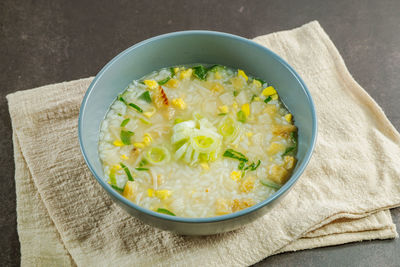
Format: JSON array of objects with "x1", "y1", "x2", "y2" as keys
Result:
[{"x1": 78, "y1": 30, "x2": 317, "y2": 223}]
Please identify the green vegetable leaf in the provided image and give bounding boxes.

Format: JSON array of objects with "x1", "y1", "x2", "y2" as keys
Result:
[
  {"x1": 138, "y1": 91, "x2": 152, "y2": 103},
  {"x1": 156, "y1": 208, "x2": 176, "y2": 216},
  {"x1": 158, "y1": 76, "x2": 171, "y2": 85},
  {"x1": 170, "y1": 67, "x2": 176, "y2": 76},
  {"x1": 233, "y1": 90, "x2": 239, "y2": 97},
  {"x1": 260, "y1": 179, "x2": 281, "y2": 190},
  {"x1": 128, "y1": 103, "x2": 143, "y2": 113},
  {"x1": 120, "y1": 163, "x2": 134, "y2": 181},
  {"x1": 120, "y1": 130, "x2": 134, "y2": 145},
  {"x1": 111, "y1": 184, "x2": 124, "y2": 193},
  {"x1": 120, "y1": 118, "x2": 130, "y2": 127},
  {"x1": 117, "y1": 113, "x2": 122, "y2": 116},
  {"x1": 264, "y1": 96, "x2": 272, "y2": 104},
  {"x1": 218, "y1": 113, "x2": 227, "y2": 116},
  {"x1": 135, "y1": 167, "x2": 149, "y2": 171},
  {"x1": 192, "y1": 65, "x2": 208, "y2": 80},
  {"x1": 250, "y1": 94, "x2": 257, "y2": 102},
  {"x1": 238, "y1": 161, "x2": 246, "y2": 170},
  {"x1": 237, "y1": 110, "x2": 246, "y2": 123}
]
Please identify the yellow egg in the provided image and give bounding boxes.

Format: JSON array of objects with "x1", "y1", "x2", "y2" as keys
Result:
[
  {"x1": 155, "y1": 190, "x2": 172, "y2": 200},
  {"x1": 113, "y1": 140, "x2": 124, "y2": 147},
  {"x1": 122, "y1": 181, "x2": 135, "y2": 201},
  {"x1": 262, "y1": 86, "x2": 277, "y2": 96},
  {"x1": 143, "y1": 80, "x2": 158, "y2": 90},
  {"x1": 200, "y1": 162, "x2": 209, "y2": 170},
  {"x1": 179, "y1": 69, "x2": 193, "y2": 80},
  {"x1": 241, "y1": 103, "x2": 250, "y2": 117},
  {"x1": 230, "y1": 171, "x2": 241, "y2": 181},
  {"x1": 121, "y1": 154, "x2": 129, "y2": 160},
  {"x1": 147, "y1": 188, "x2": 155, "y2": 197},
  {"x1": 133, "y1": 142, "x2": 145, "y2": 148},
  {"x1": 218, "y1": 105, "x2": 229, "y2": 113},
  {"x1": 284, "y1": 113, "x2": 292, "y2": 123},
  {"x1": 166, "y1": 78, "x2": 179, "y2": 88},
  {"x1": 252, "y1": 80, "x2": 262, "y2": 87},
  {"x1": 172, "y1": 98, "x2": 187, "y2": 109}
]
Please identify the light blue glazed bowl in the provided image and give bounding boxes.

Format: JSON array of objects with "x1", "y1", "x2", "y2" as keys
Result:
[{"x1": 79, "y1": 31, "x2": 317, "y2": 235}]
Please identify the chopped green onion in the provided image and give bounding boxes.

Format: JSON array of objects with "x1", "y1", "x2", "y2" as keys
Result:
[
  {"x1": 111, "y1": 184, "x2": 124, "y2": 193},
  {"x1": 282, "y1": 132, "x2": 298, "y2": 156},
  {"x1": 208, "y1": 65, "x2": 225, "y2": 72},
  {"x1": 128, "y1": 103, "x2": 143, "y2": 113},
  {"x1": 244, "y1": 160, "x2": 261, "y2": 171},
  {"x1": 139, "y1": 81, "x2": 145, "y2": 85},
  {"x1": 120, "y1": 130, "x2": 134, "y2": 145},
  {"x1": 118, "y1": 96, "x2": 128, "y2": 105},
  {"x1": 223, "y1": 149, "x2": 248, "y2": 162},
  {"x1": 138, "y1": 158, "x2": 148, "y2": 167},
  {"x1": 174, "y1": 118, "x2": 184, "y2": 124},
  {"x1": 120, "y1": 118, "x2": 130, "y2": 127},
  {"x1": 170, "y1": 67, "x2": 176, "y2": 76},
  {"x1": 218, "y1": 113, "x2": 227, "y2": 116},
  {"x1": 260, "y1": 179, "x2": 281, "y2": 190},
  {"x1": 238, "y1": 161, "x2": 245, "y2": 170},
  {"x1": 237, "y1": 110, "x2": 246, "y2": 123},
  {"x1": 117, "y1": 113, "x2": 122, "y2": 116},
  {"x1": 233, "y1": 90, "x2": 239, "y2": 97},
  {"x1": 192, "y1": 65, "x2": 208, "y2": 80},
  {"x1": 264, "y1": 96, "x2": 272, "y2": 104},
  {"x1": 138, "y1": 91, "x2": 152, "y2": 103},
  {"x1": 145, "y1": 146, "x2": 171, "y2": 165},
  {"x1": 120, "y1": 163, "x2": 134, "y2": 181},
  {"x1": 282, "y1": 146, "x2": 295, "y2": 156},
  {"x1": 156, "y1": 208, "x2": 176, "y2": 216},
  {"x1": 158, "y1": 76, "x2": 171, "y2": 85},
  {"x1": 250, "y1": 94, "x2": 257, "y2": 102},
  {"x1": 135, "y1": 167, "x2": 149, "y2": 171}
]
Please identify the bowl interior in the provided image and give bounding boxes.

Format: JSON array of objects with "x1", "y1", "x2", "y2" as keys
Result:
[{"x1": 79, "y1": 31, "x2": 316, "y2": 220}]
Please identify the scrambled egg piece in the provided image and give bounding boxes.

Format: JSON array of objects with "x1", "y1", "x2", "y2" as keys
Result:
[
  {"x1": 121, "y1": 154, "x2": 129, "y2": 160},
  {"x1": 147, "y1": 188, "x2": 155, "y2": 197},
  {"x1": 267, "y1": 142, "x2": 285, "y2": 155},
  {"x1": 240, "y1": 176, "x2": 255, "y2": 193},
  {"x1": 230, "y1": 171, "x2": 241, "y2": 181},
  {"x1": 262, "y1": 86, "x2": 277, "y2": 96},
  {"x1": 241, "y1": 103, "x2": 250, "y2": 117},
  {"x1": 237, "y1": 69, "x2": 248, "y2": 81},
  {"x1": 179, "y1": 68, "x2": 193, "y2": 80},
  {"x1": 232, "y1": 198, "x2": 255, "y2": 212},
  {"x1": 172, "y1": 98, "x2": 187, "y2": 109},
  {"x1": 113, "y1": 140, "x2": 124, "y2": 147},
  {"x1": 284, "y1": 113, "x2": 292, "y2": 123},
  {"x1": 144, "y1": 80, "x2": 158, "y2": 90},
  {"x1": 122, "y1": 181, "x2": 135, "y2": 201},
  {"x1": 218, "y1": 105, "x2": 229, "y2": 113},
  {"x1": 272, "y1": 124, "x2": 297, "y2": 138},
  {"x1": 155, "y1": 190, "x2": 172, "y2": 200},
  {"x1": 166, "y1": 78, "x2": 179, "y2": 88},
  {"x1": 283, "y1": 156, "x2": 296, "y2": 170},
  {"x1": 143, "y1": 133, "x2": 152, "y2": 146}
]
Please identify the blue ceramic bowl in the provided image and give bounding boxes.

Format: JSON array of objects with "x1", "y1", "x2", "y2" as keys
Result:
[{"x1": 78, "y1": 31, "x2": 317, "y2": 235}]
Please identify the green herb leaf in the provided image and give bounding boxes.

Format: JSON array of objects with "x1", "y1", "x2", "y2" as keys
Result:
[
  {"x1": 120, "y1": 163, "x2": 134, "y2": 181},
  {"x1": 156, "y1": 208, "x2": 176, "y2": 216},
  {"x1": 192, "y1": 65, "x2": 208, "y2": 80},
  {"x1": 260, "y1": 179, "x2": 281, "y2": 190},
  {"x1": 237, "y1": 110, "x2": 246, "y2": 123},
  {"x1": 170, "y1": 67, "x2": 176, "y2": 76},
  {"x1": 135, "y1": 167, "x2": 149, "y2": 171},
  {"x1": 158, "y1": 76, "x2": 171, "y2": 85},
  {"x1": 218, "y1": 113, "x2": 227, "y2": 116},
  {"x1": 120, "y1": 118, "x2": 130, "y2": 127},
  {"x1": 138, "y1": 91, "x2": 152, "y2": 103},
  {"x1": 264, "y1": 96, "x2": 272, "y2": 104},
  {"x1": 233, "y1": 90, "x2": 239, "y2": 97},
  {"x1": 111, "y1": 184, "x2": 124, "y2": 193},
  {"x1": 128, "y1": 103, "x2": 143, "y2": 113},
  {"x1": 120, "y1": 130, "x2": 134, "y2": 145}
]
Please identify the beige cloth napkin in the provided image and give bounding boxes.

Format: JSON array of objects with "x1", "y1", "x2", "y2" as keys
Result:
[{"x1": 8, "y1": 21, "x2": 400, "y2": 267}]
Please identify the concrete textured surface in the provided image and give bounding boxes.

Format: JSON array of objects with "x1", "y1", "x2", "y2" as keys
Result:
[{"x1": 1, "y1": 0, "x2": 399, "y2": 266}]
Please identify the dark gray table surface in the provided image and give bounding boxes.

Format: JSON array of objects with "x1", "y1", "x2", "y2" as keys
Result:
[{"x1": 1, "y1": 0, "x2": 399, "y2": 266}]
